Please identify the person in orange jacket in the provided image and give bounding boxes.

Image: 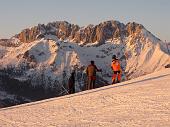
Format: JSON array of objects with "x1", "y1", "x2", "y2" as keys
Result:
[
  {"x1": 111, "y1": 55, "x2": 122, "y2": 84},
  {"x1": 86, "y1": 61, "x2": 102, "y2": 90}
]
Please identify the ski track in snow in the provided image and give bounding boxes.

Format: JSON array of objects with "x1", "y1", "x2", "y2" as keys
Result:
[{"x1": 0, "y1": 69, "x2": 170, "y2": 127}]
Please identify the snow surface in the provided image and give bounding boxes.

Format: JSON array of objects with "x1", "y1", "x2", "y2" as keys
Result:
[{"x1": 0, "y1": 68, "x2": 170, "y2": 127}]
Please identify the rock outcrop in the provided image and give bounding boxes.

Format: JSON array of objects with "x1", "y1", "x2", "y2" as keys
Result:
[{"x1": 15, "y1": 20, "x2": 145, "y2": 45}]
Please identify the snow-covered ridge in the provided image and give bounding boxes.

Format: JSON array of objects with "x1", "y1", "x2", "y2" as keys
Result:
[
  {"x1": 0, "y1": 35, "x2": 169, "y2": 83},
  {"x1": 0, "y1": 68, "x2": 169, "y2": 126}
]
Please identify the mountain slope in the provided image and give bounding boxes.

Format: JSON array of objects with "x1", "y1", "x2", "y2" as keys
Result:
[
  {"x1": 0, "y1": 20, "x2": 169, "y2": 107},
  {"x1": 0, "y1": 68, "x2": 170, "y2": 127}
]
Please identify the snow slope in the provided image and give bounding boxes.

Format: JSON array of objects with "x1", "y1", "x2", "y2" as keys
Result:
[
  {"x1": 0, "y1": 68, "x2": 169, "y2": 127},
  {"x1": 0, "y1": 38, "x2": 127, "y2": 85},
  {"x1": 0, "y1": 37, "x2": 169, "y2": 83}
]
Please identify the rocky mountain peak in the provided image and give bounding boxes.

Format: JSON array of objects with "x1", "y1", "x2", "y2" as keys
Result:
[
  {"x1": 126, "y1": 22, "x2": 144, "y2": 36},
  {"x1": 14, "y1": 20, "x2": 147, "y2": 45}
]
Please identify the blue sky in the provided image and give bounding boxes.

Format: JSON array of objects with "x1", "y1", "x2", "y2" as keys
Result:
[{"x1": 0, "y1": 0, "x2": 169, "y2": 41}]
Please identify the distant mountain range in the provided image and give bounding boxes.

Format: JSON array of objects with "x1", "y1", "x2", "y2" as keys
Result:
[{"x1": 0, "y1": 20, "x2": 170, "y2": 107}]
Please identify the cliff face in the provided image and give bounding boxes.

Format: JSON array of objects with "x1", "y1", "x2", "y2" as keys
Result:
[{"x1": 15, "y1": 20, "x2": 144, "y2": 45}]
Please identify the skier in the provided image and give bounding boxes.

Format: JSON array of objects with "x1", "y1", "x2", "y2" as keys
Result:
[
  {"x1": 68, "y1": 71, "x2": 75, "y2": 94},
  {"x1": 86, "y1": 60, "x2": 102, "y2": 90},
  {"x1": 111, "y1": 55, "x2": 122, "y2": 84}
]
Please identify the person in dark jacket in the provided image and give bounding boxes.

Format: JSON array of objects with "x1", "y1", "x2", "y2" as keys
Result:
[
  {"x1": 86, "y1": 61, "x2": 102, "y2": 90},
  {"x1": 68, "y1": 71, "x2": 75, "y2": 94}
]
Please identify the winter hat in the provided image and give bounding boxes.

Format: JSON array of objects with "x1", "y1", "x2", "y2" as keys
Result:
[
  {"x1": 90, "y1": 60, "x2": 94, "y2": 65},
  {"x1": 112, "y1": 55, "x2": 117, "y2": 60}
]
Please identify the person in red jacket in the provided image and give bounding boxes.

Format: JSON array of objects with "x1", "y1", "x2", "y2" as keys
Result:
[{"x1": 111, "y1": 55, "x2": 122, "y2": 84}]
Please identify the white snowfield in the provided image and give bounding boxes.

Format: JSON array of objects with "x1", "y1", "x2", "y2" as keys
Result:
[{"x1": 0, "y1": 69, "x2": 170, "y2": 127}]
